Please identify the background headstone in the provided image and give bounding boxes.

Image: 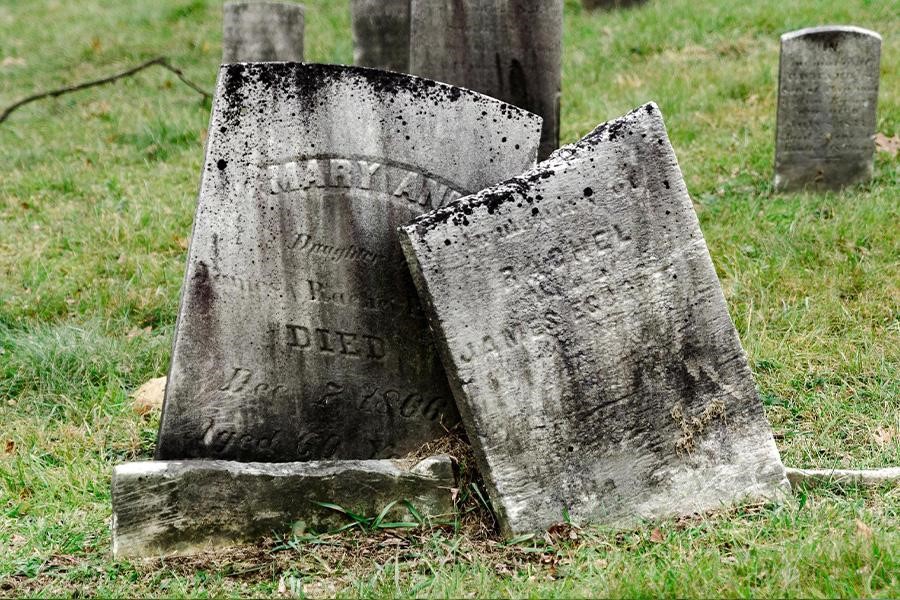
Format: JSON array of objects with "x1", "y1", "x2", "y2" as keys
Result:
[
  {"x1": 350, "y1": 0, "x2": 411, "y2": 73},
  {"x1": 401, "y1": 103, "x2": 789, "y2": 536},
  {"x1": 409, "y1": 0, "x2": 562, "y2": 161},
  {"x1": 774, "y1": 26, "x2": 881, "y2": 192},
  {"x1": 222, "y1": 1, "x2": 305, "y2": 62},
  {"x1": 582, "y1": 0, "x2": 648, "y2": 10},
  {"x1": 156, "y1": 63, "x2": 542, "y2": 463}
]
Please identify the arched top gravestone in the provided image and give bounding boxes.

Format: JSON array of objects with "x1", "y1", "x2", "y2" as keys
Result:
[
  {"x1": 222, "y1": 1, "x2": 306, "y2": 63},
  {"x1": 775, "y1": 26, "x2": 881, "y2": 192},
  {"x1": 156, "y1": 63, "x2": 542, "y2": 462},
  {"x1": 401, "y1": 104, "x2": 789, "y2": 535}
]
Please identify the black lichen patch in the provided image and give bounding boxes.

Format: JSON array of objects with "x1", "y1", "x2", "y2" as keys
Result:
[
  {"x1": 583, "y1": 187, "x2": 593, "y2": 197},
  {"x1": 217, "y1": 159, "x2": 227, "y2": 170}
]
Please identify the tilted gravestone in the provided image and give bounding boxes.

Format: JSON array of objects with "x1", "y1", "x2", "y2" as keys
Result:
[
  {"x1": 775, "y1": 26, "x2": 881, "y2": 192},
  {"x1": 155, "y1": 63, "x2": 542, "y2": 463},
  {"x1": 350, "y1": 0, "x2": 411, "y2": 73},
  {"x1": 401, "y1": 103, "x2": 789, "y2": 535},
  {"x1": 222, "y1": 1, "x2": 305, "y2": 63},
  {"x1": 409, "y1": 0, "x2": 562, "y2": 161}
]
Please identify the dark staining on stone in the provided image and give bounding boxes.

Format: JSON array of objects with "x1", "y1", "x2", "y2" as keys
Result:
[
  {"x1": 531, "y1": 207, "x2": 540, "y2": 216},
  {"x1": 217, "y1": 159, "x2": 228, "y2": 170},
  {"x1": 583, "y1": 187, "x2": 593, "y2": 197},
  {"x1": 663, "y1": 180, "x2": 670, "y2": 189}
]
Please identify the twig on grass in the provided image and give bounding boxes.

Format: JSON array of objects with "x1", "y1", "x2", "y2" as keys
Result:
[{"x1": 0, "y1": 56, "x2": 211, "y2": 124}]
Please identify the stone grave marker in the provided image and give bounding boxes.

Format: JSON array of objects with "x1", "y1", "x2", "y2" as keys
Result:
[
  {"x1": 775, "y1": 26, "x2": 881, "y2": 191},
  {"x1": 401, "y1": 103, "x2": 789, "y2": 536},
  {"x1": 409, "y1": 0, "x2": 562, "y2": 161},
  {"x1": 222, "y1": 1, "x2": 305, "y2": 62},
  {"x1": 582, "y1": 0, "x2": 647, "y2": 9},
  {"x1": 155, "y1": 63, "x2": 542, "y2": 464},
  {"x1": 351, "y1": 0, "x2": 411, "y2": 73}
]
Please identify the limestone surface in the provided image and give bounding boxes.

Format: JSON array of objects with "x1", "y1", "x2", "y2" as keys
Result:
[
  {"x1": 112, "y1": 456, "x2": 455, "y2": 557},
  {"x1": 351, "y1": 0, "x2": 410, "y2": 73},
  {"x1": 401, "y1": 103, "x2": 789, "y2": 536},
  {"x1": 222, "y1": 1, "x2": 305, "y2": 62},
  {"x1": 409, "y1": 0, "x2": 562, "y2": 160},
  {"x1": 156, "y1": 63, "x2": 541, "y2": 462},
  {"x1": 775, "y1": 26, "x2": 881, "y2": 191}
]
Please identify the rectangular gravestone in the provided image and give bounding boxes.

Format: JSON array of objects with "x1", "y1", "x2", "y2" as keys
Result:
[
  {"x1": 223, "y1": 1, "x2": 305, "y2": 62},
  {"x1": 351, "y1": 0, "x2": 410, "y2": 73},
  {"x1": 775, "y1": 26, "x2": 881, "y2": 192},
  {"x1": 112, "y1": 456, "x2": 454, "y2": 558},
  {"x1": 156, "y1": 63, "x2": 542, "y2": 463},
  {"x1": 401, "y1": 103, "x2": 789, "y2": 536},
  {"x1": 409, "y1": 0, "x2": 562, "y2": 161}
]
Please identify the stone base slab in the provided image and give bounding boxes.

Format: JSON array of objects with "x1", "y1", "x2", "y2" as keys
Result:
[{"x1": 111, "y1": 456, "x2": 455, "y2": 558}]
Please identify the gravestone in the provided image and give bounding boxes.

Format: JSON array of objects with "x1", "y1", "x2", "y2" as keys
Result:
[
  {"x1": 401, "y1": 103, "x2": 790, "y2": 536},
  {"x1": 222, "y1": 1, "x2": 305, "y2": 62},
  {"x1": 350, "y1": 0, "x2": 410, "y2": 73},
  {"x1": 112, "y1": 456, "x2": 455, "y2": 557},
  {"x1": 156, "y1": 63, "x2": 542, "y2": 463},
  {"x1": 582, "y1": 0, "x2": 647, "y2": 9},
  {"x1": 775, "y1": 26, "x2": 881, "y2": 192},
  {"x1": 409, "y1": 0, "x2": 562, "y2": 161}
]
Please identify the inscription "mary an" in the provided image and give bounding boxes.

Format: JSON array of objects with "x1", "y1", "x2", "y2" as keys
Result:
[{"x1": 266, "y1": 157, "x2": 465, "y2": 210}]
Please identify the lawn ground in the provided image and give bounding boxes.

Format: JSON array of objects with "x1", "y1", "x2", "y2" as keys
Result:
[{"x1": 0, "y1": 0, "x2": 898, "y2": 596}]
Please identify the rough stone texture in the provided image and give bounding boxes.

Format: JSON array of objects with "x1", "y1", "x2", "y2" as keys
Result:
[
  {"x1": 401, "y1": 103, "x2": 790, "y2": 536},
  {"x1": 409, "y1": 0, "x2": 562, "y2": 161},
  {"x1": 582, "y1": 0, "x2": 647, "y2": 9},
  {"x1": 112, "y1": 456, "x2": 455, "y2": 557},
  {"x1": 350, "y1": 0, "x2": 410, "y2": 73},
  {"x1": 774, "y1": 26, "x2": 881, "y2": 192},
  {"x1": 156, "y1": 63, "x2": 541, "y2": 463},
  {"x1": 222, "y1": 1, "x2": 305, "y2": 63}
]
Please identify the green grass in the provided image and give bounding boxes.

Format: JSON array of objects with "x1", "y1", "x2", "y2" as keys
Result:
[{"x1": 0, "y1": 0, "x2": 898, "y2": 596}]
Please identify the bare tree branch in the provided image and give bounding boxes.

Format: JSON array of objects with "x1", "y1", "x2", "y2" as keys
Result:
[{"x1": 0, "y1": 56, "x2": 212, "y2": 124}]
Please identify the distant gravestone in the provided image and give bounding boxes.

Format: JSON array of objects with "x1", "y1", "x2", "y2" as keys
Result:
[
  {"x1": 401, "y1": 103, "x2": 789, "y2": 536},
  {"x1": 156, "y1": 63, "x2": 542, "y2": 463},
  {"x1": 350, "y1": 0, "x2": 411, "y2": 73},
  {"x1": 222, "y1": 1, "x2": 305, "y2": 62},
  {"x1": 409, "y1": 0, "x2": 562, "y2": 161},
  {"x1": 582, "y1": 0, "x2": 647, "y2": 9},
  {"x1": 775, "y1": 26, "x2": 881, "y2": 192}
]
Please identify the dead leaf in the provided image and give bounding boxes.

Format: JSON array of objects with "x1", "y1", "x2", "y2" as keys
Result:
[
  {"x1": 126, "y1": 326, "x2": 152, "y2": 340},
  {"x1": 649, "y1": 528, "x2": 664, "y2": 543},
  {"x1": 855, "y1": 519, "x2": 873, "y2": 540},
  {"x1": 277, "y1": 575, "x2": 287, "y2": 595},
  {"x1": 594, "y1": 558, "x2": 608, "y2": 569},
  {"x1": 873, "y1": 426, "x2": 895, "y2": 447},
  {"x1": 132, "y1": 376, "x2": 167, "y2": 416},
  {"x1": 90, "y1": 37, "x2": 101, "y2": 52},
  {"x1": 874, "y1": 133, "x2": 899, "y2": 157},
  {"x1": 4, "y1": 440, "x2": 14, "y2": 454},
  {"x1": 1, "y1": 56, "x2": 25, "y2": 67}
]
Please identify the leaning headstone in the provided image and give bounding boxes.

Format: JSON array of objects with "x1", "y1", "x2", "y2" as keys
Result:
[
  {"x1": 222, "y1": 1, "x2": 305, "y2": 62},
  {"x1": 350, "y1": 0, "x2": 411, "y2": 73},
  {"x1": 774, "y1": 26, "x2": 881, "y2": 192},
  {"x1": 156, "y1": 63, "x2": 542, "y2": 463},
  {"x1": 401, "y1": 103, "x2": 790, "y2": 536},
  {"x1": 409, "y1": 0, "x2": 562, "y2": 161},
  {"x1": 112, "y1": 456, "x2": 455, "y2": 557}
]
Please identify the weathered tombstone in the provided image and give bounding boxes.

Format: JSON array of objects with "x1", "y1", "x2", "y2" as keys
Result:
[
  {"x1": 401, "y1": 103, "x2": 790, "y2": 536},
  {"x1": 775, "y1": 26, "x2": 881, "y2": 192},
  {"x1": 582, "y1": 0, "x2": 647, "y2": 9},
  {"x1": 350, "y1": 0, "x2": 411, "y2": 73},
  {"x1": 155, "y1": 63, "x2": 542, "y2": 463},
  {"x1": 222, "y1": 1, "x2": 305, "y2": 62},
  {"x1": 409, "y1": 0, "x2": 562, "y2": 161},
  {"x1": 112, "y1": 456, "x2": 455, "y2": 557}
]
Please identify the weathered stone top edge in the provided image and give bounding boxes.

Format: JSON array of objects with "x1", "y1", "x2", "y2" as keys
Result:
[
  {"x1": 224, "y1": 0, "x2": 306, "y2": 10},
  {"x1": 403, "y1": 102, "x2": 662, "y2": 237},
  {"x1": 114, "y1": 457, "x2": 452, "y2": 476},
  {"x1": 215, "y1": 62, "x2": 543, "y2": 127},
  {"x1": 781, "y1": 25, "x2": 882, "y2": 42}
]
